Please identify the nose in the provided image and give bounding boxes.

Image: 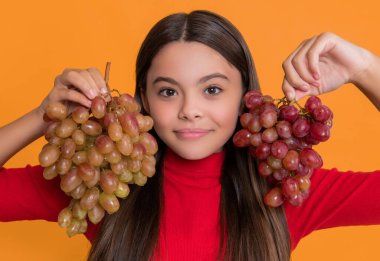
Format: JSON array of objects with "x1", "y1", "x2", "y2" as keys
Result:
[{"x1": 178, "y1": 94, "x2": 203, "y2": 121}]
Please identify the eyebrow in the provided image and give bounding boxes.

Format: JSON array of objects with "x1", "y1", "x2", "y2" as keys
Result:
[{"x1": 152, "y1": 73, "x2": 229, "y2": 86}]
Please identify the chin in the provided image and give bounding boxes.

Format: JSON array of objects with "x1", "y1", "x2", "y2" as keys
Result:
[{"x1": 171, "y1": 147, "x2": 222, "y2": 160}]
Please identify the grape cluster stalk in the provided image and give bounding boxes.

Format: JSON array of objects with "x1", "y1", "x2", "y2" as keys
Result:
[
  {"x1": 39, "y1": 64, "x2": 158, "y2": 236},
  {"x1": 233, "y1": 90, "x2": 333, "y2": 207}
]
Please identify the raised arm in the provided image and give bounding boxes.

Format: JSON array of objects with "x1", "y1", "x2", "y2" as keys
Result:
[
  {"x1": 0, "y1": 68, "x2": 107, "y2": 167},
  {"x1": 281, "y1": 32, "x2": 380, "y2": 110}
]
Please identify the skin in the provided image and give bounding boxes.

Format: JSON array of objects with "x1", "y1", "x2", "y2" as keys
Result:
[
  {"x1": 0, "y1": 32, "x2": 379, "y2": 166},
  {"x1": 143, "y1": 41, "x2": 244, "y2": 160},
  {"x1": 281, "y1": 32, "x2": 380, "y2": 110}
]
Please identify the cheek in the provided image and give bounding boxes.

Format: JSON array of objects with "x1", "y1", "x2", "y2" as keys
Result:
[
  {"x1": 148, "y1": 102, "x2": 175, "y2": 132},
  {"x1": 214, "y1": 101, "x2": 240, "y2": 131}
]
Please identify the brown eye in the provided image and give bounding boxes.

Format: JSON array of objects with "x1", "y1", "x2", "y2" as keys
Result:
[
  {"x1": 159, "y1": 88, "x2": 177, "y2": 97},
  {"x1": 204, "y1": 86, "x2": 222, "y2": 95}
]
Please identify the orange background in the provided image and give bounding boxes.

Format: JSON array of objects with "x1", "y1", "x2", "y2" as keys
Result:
[{"x1": 1, "y1": 0, "x2": 379, "y2": 260}]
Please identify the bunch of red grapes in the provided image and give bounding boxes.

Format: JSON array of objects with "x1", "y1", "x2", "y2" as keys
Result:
[
  {"x1": 233, "y1": 90, "x2": 333, "y2": 208},
  {"x1": 39, "y1": 92, "x2": 158, "y2": 237}
]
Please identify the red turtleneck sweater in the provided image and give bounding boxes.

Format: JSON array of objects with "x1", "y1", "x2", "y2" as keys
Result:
[{"x1": 1, "y1": 150, "x2": 380, "y2": 260}]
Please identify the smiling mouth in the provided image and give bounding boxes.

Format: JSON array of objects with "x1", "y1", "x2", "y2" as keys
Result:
[{"x1": 174, "y1": 129, "x2": 211, "y2": 139}]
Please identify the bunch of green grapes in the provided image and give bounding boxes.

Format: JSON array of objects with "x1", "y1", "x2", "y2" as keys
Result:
[{"x1": 39, "y1": 91, "x2": 157, "y2": 237}]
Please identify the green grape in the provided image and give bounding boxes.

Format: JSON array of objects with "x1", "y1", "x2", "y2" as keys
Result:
[
  {"x1": 45, "y1": 101, "x2": 68, "y2": 121},
  {"x1": 87, "y1": 146, "x2": 104, "y2": 167},
  {"x1": 60, "y1": 168, "x2": 82, "y2": 193},
  {"x1": 118, "y1": 112, "x2": 139, "y2": 137},
  {"x1": 55, "y1": 118, "x2": 77, "y2": 138},
  {"x1": 72, "y1": 151, "x2": 88, "y2": 165},
  {"x1": 108, "y1": 122, "x2": 123, "y2": 141},
  {"x1": 141, "y1": 158, "x2": 156, "y2": 177},
  {"x1": 44, "y1": 121, "x2": 59, "y2": 140},
  {"x1": 116, "y1": 134, "x2": 133, "y2": 156},
  {"x1": 77, "y1": 162, "x2": 96, "y2": 181},
  {"x1": 81, "y1": 120, "x2": 102, "y2": 136},
  {"x1": 114, "y1": 182, "x2": 130, "y2": 198},
  {"x1": 43, "y1": 164, "x2": 58, "y2": 180},
  {"x1": 39, "y1": 144, "x2": 60, "y2": 167},
  {"x1": 66, "y1": 218, "x2": 81, "y2": 237},
  {"x1": 84, "y1": 167, "x2": 100, "y2": 188},
  {"x1": 56, "y1": 157, "x2": 72, "y2": 175},
  {"x1": 80, "y1": 187, "x2": 99, "y2": 211},
  {"x1": 57, "y1": 207, "x2": 72, "y2": 228},
  {"x1": 72, "y1": 129, "x2": 86, "y2": 145},
  {"x1": 100, "y1": 170, "x2": 119, "y2": 194},
  {"x1": 88, "y1": 204, "x2": 105, "y2": 224},
  {"x1": 130, "y1": 143, "x2": 146, "y2": 161},
  {"x1": 105, "y1": 149, "x2": 122, "y2": 164},
  {"x1": 110, "y1": 159, "x2": 127, "y2": 175},
  {"x1": 95, "y1": 135, "x2": 115, "y2": 154},
  {"x1": 72, "y1": 106, "x2": 90, "y2": 124},
  {"x1": 78, "y1": 219, "x2": 88, "y2": 234},
  {"x1": 70, "y1": 183, "x2": 87, "y2": 199},
  {"x1": 61, "y1": 138, "x2": 76, "y2": 159},
  {"x1": 139, "y1": 133, "x2": 158, "y2": 156},
  {"x1": 91, "y1": 96, "x2": 107, "y2": 119},
  {"x1": 99, "y1": 192, "x2": 120, "y2": 214},
  {"x1": 126, "y1": 158, "x2": 141, "y2": 173},
  {"x1": 72, "y1": 201, "x2": 87, "y2": 220},
  {"x1": 118, "y1": 169, "x2": 133, "y2": 183},
  {"x1": 133, "y1": 171, "x2": 147, "y2": 186},
  {"x1": 48, "y1": 135, "x2": 63, "y2": 146}
]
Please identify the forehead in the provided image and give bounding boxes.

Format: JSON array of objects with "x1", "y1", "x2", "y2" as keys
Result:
[{"x1": 147, "y1": 41, "x2": 241, "y2": 83}]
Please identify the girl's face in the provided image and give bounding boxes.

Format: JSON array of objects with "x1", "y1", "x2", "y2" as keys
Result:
[{"x1": 144, "y1": 41, "x2": 243, "y2": 160}]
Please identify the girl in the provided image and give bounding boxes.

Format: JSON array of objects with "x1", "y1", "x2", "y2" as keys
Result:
[{"x1": 1, "y1": 10, "x2": 379, "y2": 261}]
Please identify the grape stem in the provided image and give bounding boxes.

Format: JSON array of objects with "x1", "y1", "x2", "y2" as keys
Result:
[
  {"x1": 274, "y1": 96, "x2": 313, "y2": 120},
  {"x1": 104, "y1": 62, "x2": 111, "y2": 91},
  {"x1": 102, "y1": 62, "x2": 113, "y2": 101}
]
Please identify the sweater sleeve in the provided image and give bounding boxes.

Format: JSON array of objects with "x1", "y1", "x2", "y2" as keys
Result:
[
  {"x1": 0, "y1": 165, "x2": 99, "y2": 242},
  {"x1": 284, "y1": 168, "x2": 380, "y2": 250},
  {"x1": 0, "y1": 165, "x2": 70, "y2": 221}
]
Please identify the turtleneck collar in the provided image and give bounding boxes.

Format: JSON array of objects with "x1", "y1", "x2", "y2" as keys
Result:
[{"x1": 163, "y1": 148, "x2": 225, "y2": 188}]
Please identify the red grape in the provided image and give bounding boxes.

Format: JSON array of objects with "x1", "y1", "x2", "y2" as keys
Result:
[
  {"x1": 299, "y1": 148, "x2": 323, "y2": 168},
  {"x1": 233, "y1": 129, "x2": 251, "y2": 147},
  {"x1": 279, "y1": 105, "x2": 298, "y2": 123},
  {"x1": 292, "y1": 117, "x2": 310, "y2": 138},
  {"x1": 304, "y1": 95, "x2": 322, "y2": 113}
]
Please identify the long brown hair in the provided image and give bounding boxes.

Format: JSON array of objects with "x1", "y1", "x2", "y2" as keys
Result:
[{"x1": 89, "y1": 10, "x2": 291, "y2": 261}]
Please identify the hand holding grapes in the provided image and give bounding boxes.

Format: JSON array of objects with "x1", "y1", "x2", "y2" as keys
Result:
[
  {"x1": 282, "y1": 32, "x2": 376, "y2": 102},
  {"x1": 39, "y1": 67, "x2": 109, "y2": 117},
  {"x1": 0, "y1": 68, "x2": 107, "y2": 167}
]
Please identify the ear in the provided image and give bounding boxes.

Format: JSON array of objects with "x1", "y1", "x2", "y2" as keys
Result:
[{"x1": 140, "y1": 88, "x2": 150, "y2": 114}]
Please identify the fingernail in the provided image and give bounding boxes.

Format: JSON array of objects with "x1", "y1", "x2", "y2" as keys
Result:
[
  {"x1": 301, "y1": 84, "x2": 309, "y2": 90},
  {"x1": 287, "y1": 91, "x2": 295, "y2": 101},
  {"x1": 313, "y1": 72, "x2": 319, "y2": 80},
  {"x1": 100, "y1": 87, "x2": 108, "y2": 94},
  {"x1": 90, "y1": 89, "x2": 97, "y2": 98},
  {"x1": 86, "y1": 100, "x2": 92, "y2": 107}
]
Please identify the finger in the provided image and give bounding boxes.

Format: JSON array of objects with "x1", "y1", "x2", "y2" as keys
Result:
[
  {"x1": 78, "y1": 70, "x2": 100, "y2": 96},
  {"x1": 282, "y1": 77, "x2": 310, "y2": 102},
  {"x1": 54, "y1": 68, "x2": 80, "y2": 87},
  {"x1": 291, "y1": 37, "x2": 320, "y2": 85},
  {"x1": 282, "y1": 59, "x2": 310, "y2": 92},
  {"x1": 282, "y1": 41, "x2": 311, "y2": 91},
  {"x1": 307, "y1": 32, "x2": 337, "y2": 81},
  {"x1": 58, "y1": 69, "x2": 97, "y2": 99},
  {"x1": 57, "y1": 86, "x2": 92, "y2": 108},
  {"x1": 86, "y1": 67, "x2": 108, "y2": 94}
]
